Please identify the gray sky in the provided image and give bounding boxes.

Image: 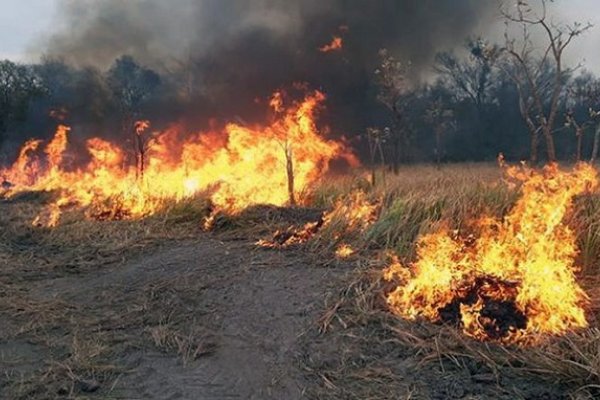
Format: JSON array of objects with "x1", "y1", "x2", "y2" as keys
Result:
[
  {"x1": 0, "y1": 0, "x2": 59, "y2": 60},
  {"x1": 1, "y1": 0, "x2": 599, "y2": 72}
]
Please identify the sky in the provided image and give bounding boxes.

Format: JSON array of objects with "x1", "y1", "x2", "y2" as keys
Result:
[
  {"x1": 1, "y1": 0, "x2": 599, "y2": 73},
  {"x1": 0, "y1": 0, "x2": 58, "y2": 60}
]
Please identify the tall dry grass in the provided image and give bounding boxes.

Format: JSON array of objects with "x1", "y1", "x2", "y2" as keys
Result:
[{"x1": 304, "y1": 162, "x2": 600, "y2": 399}]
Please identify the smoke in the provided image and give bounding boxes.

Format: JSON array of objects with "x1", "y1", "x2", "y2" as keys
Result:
[{"x1": 41, "y1": 0, "x2": 498, "y2": 135}]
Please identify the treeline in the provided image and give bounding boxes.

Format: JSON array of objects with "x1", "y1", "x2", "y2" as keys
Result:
[
  {"x1": 370, "y1": 45, "x2": 600, "y2": 166},
  {"x1": 0, "y1": 55, "x2": 172, "y2": 160},
  {"x1": 371, "y1": 1, "x2": 600, "y2": 166}
]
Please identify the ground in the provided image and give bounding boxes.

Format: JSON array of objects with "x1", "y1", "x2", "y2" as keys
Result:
[
  {"x1": 2, "y1": 165, "x2": 599, "y2": 399},
  {"x1": 1, "y1": 226, "x2": 346, "y2": 399},
  {"x1": 1, "y1": 232, "x2": 579, "y2": 400}
]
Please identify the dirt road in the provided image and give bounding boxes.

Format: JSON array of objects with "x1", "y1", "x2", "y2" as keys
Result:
[{"x1": 1, "y1": 235, "x2": 344, "y2": 399}]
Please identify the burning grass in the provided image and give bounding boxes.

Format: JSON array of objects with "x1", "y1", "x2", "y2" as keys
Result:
[
  {"x1": 0, "y1": 89, "x2": 356, "y2": 227},
  {"x1": 4, "y1": 162, "x2": 600, "y2": 398},
  {"x1": 385, "y1": 164, "x2": 597, "y2": 343},
  {"x1": 299, "y1": 163, "x2": 600, "y2": 399}
]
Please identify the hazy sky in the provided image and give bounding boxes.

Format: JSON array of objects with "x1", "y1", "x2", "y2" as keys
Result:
[
  {"x1": 1, "y1": 0, "x2": 599, "y2": 72},
  {"x1": 0, "y1": 0, "x2": 58, "y2": 60}
]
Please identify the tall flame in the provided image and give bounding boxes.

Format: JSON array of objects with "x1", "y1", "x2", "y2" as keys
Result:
[
  {"x1": 385, "y1": 163, "x2": 597, "y2": 343},
  {"x1": 0, "y1": 90, "x2": 357, "y2": 225}
]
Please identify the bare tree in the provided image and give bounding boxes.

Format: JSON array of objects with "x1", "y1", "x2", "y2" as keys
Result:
[
  {"x1": 133, "y1": 120, "x2": 156, "y2": 181},
  {"x1": 374, "y1": 49, "x2": 413, "y2": 172},
  {"x1": 107, "y1": 56, "x2": 160, "y2": 176},
  {"x1": 270, "y1": 91, "x2": 298, "y2": 206},
  {"x1": 574, "y1": 75, "x2": 600, "y2": 163},
  {"x1": 435, "y1": 39, "x2": 501, "y2": 110},
  {"x1": 564, "y1": 73, "x2": 597, "y2": 162},
  {"x1": 365, "y1": 127, "x2": 389, "y2": 186},
  {"x1": 425, "y1": 97, "x2": 455, "y2": 166},
  {"x1": 501, "y1": 0, "x2": 592, "y2": 163},
  {"x1": 590, "y1": 106, "x2": 600, "y2": 163},
  {"x1": 564, "y1": 111, "x2": 586, "y2": 162}
]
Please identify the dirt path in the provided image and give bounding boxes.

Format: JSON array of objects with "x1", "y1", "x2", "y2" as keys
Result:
[{"x1": 13, "y1": 235, "x2": 343, "y2": 399}]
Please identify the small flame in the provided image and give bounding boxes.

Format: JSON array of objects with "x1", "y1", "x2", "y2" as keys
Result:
[
  {"x1": 319, "y1": 36, "x2": 343, "y2": 53},
  {"x1": 135, "y1": 120, "x2": 151, "y2": 135},
  {"x1": 258, "y1": 190, "x2": 377, "y2": 248},
  {"x1": 335, "y1": 244, "x2": 355, "y2": 258}
]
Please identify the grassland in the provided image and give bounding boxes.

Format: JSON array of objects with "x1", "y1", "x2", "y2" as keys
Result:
[{"x1": 2, "y1": 163, "x2": 600, "y2": 399}]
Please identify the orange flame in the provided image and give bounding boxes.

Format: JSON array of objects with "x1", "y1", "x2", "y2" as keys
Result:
[
  {"x1": 258, "y1": 190, "x2": 377, "y2": 248},
  {"x1": 384, "y1": 163, "x2": 598, "y2": 343},
  {"x1": 319, "y1": 36, "x2": 343, "y2": 53},
  {"x1": 0, "y1": 90, "x2": 357, "y2": 226},
  {"x1": 335, "y1": 244, "x2": 355, "y2": 259}
]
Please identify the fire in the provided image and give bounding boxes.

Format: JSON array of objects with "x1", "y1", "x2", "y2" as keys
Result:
[
  {"x1": 335, "y1": 244, "x2": 355, "y2": 259},
  {"x1": 384, "y1": 163, "x2": 597, "y2": 343},
  {"x1": 258, "y1": 190, "x2": 378, "y2": 248},
  {"x1": 0, "y1": 90, "x2": 357, "y2": 226},
  {"x1": 324, "y1": 190, "x2": 378, "y2": 233},
  {"x1": 319, "y1": 36, "x2": 343, "y2": 53}
]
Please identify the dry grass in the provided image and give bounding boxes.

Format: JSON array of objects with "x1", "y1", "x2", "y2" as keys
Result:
[
  {"x1": 4, "y1": 163, "x2": 600, "y2": 398},
  {"x1": 300, "y1": 268, "x2": 600, "y2": 399},
  {"x1": 0, "y1": 193, "x2": 215, "y2": 399},
  {"x1": 300, "y1": 163, "x2": 600, "y2": 399}
]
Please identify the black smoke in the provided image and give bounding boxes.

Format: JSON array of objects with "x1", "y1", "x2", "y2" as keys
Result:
[{"x1": 40, "y1": 0, "x2": 497, "y2": 136}]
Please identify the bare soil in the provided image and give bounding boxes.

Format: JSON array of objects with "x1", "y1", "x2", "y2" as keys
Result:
[
  {"x1": 1, "y1": 233, "x2": 345, "y2": 399},
  {"x1": 1, "y1": 224, "x2": 582, "y2": 400}
]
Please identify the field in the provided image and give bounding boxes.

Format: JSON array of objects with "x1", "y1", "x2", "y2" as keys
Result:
[{"x1": 2, "y1": 163, "x2": 600, "y2": 400}]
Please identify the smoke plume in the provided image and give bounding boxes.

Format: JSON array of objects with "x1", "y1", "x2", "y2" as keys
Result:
[{"x1": 41, "y1": 0, "x2": 498, "y2": 135}]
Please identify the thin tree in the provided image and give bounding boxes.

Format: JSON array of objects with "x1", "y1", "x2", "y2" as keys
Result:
[
  {"x1": 133, "y1": 120, "x2": 156, "y2": 181},
  {"x1": 582, "y1": 78, "x2": 600, "y2": 163},
  {"x1": 107, "y1": 56, "x2": 160, "y2": 178},
  {"x1": 501, "y1": 0, "x2": 592, "y2": 162},
  {"x1": 374, "y1": 49, "x2": 412, "y2": 172},
  {"x1": 365, "y1": 127, "x2": 389, "y2": 186},
  {"x1": 270, "y1": 91, "x2": 297, "y2": 206},
  {"x1": 424, "y1": 97, "x2": 455, "y2": 166}
]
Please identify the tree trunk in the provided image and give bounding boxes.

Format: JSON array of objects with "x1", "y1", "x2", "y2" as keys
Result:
[
  {"x1": 391, "y1": 134, "x2": 400, "y2": 175},
  {"x1": 530, "y1": 129, "x2": 539, "y2": 165},
  {"x1": 135, "y1": 132, "x2": 145, "y2": 181},
  {"x1": 369, "y1": 147, "x2": 377, "y2": 187},
  {"x1": 435, "y1": 127, "x2": 442, "y2": 167},
  {"x1": 377, "y1": 141, "x2": 386, "y2": 186},
  {"x1": 542, "y1": 125, "x2": 557, "y2": 162},
  {"x1": 517, "y1": 96, "x2": 539, "y2": 165},
  {"x1": 285, "y1": 144, "x2": 296, "y2": 206},
  {"x1": 576, "y1": 130, "x2": 583, "y2": 163},
  {"x1": 591, "y1": 123, "x2": 600, "y2": 163}
]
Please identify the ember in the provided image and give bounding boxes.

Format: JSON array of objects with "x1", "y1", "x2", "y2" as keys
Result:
[
  {"x1": 257, "y1": 190, "x2": 377, "y2": 248},
  {"x1": 319, "y1": 36, "x2": 343, "y2": 53}
]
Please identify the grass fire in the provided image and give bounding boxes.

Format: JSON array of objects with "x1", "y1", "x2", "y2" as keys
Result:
[
  {"x1": 1, "y1": 90, "x2": 356, "y2": 226},
  {"x1": 4, "y1": 1, "x2": 600, "y2": 399},
  {"x1": 384, "y1": 163, "x2": 597, "y2": 343}
]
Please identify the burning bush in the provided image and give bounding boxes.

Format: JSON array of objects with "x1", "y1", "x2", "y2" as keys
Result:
[{"x1": 384, "y1": 163, "x2": 598, "y2": 343}]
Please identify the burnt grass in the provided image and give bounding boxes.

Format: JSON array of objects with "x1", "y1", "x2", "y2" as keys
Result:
[
  {"x1": 1, "y1": 193, "x2": 599, "y2": 399},
  {"x1": 438, "y1": 277, "x2": 527, "y2": 340}
]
